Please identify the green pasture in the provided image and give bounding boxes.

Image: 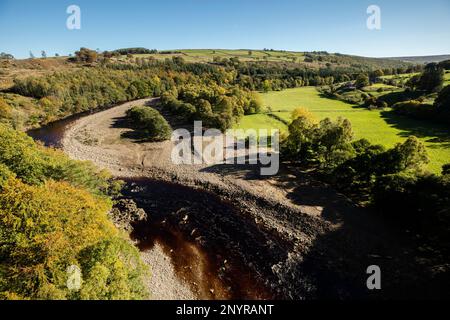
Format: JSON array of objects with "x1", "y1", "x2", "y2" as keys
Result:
[{"x1": 235, "y1": 87, "x2": 449, "y2": 173}]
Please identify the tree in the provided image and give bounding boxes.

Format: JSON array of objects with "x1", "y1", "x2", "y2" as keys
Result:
[
  {"x1": 262, "y1": 80, "x2": 272, "y2": 92},
  {"x1": 41, "y1": 50, "x2": 47, "y2": 58},
  {"x1": 405, "y1": 74, "x2": 421, "y2": 90},
  {"x1": 74, "y1": 47, "x2": 98, "y2": 63},
  {"x1": 355, "y1": 73, "x2": 370, "y2": 89},
  {"x1": 418, "y1": 63, "x2": 444, "y2": 93},
  {"x1": 434, "y1": 85, "x2": 450, "y2": 114},
  {"x1": 125, "y1": 106, "x2": 172, "y2": 141},
  {"x1": 282, "y1": 115, "x2": 353, "y2": 170},
  {"x1": 291, "y1": 107, "x2": 316, "y2": 122},
  {"x1": 0, "y1": 52, "x2": 14, "y2": 60},
  {"x1": 438, "y1": 59, "x2": 450, "y2": 70},
  {"x1": 383, "y1": 136, "x2": 429, "y2": 173},
  {"x1": 246, "y1": 94, "x2": 263, "y2": 114},
  {"x1": 197, "y1": 99, "x2": 213, "y2": 116}
]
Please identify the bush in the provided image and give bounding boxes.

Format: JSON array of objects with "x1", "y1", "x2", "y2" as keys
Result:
[
  {"x1": 0, "y1": 163, "x2": 14, "y2": 188},
  {"x1": 435, "y1": 85, "x2": 450, "y2": 116},
  {"x1": 332, "y1": 136, "x2": 429, "y2": 201},
  {"x1": 0, "y1": 98, "x2": 12, "y2": 120},
  {"x1": 77, "y1": 238, "x2": 149, "y2": 300},
  {"x1": 372, "y1": 171, "x2": 450, "y2": 232},
  {"x1": 0, "y1": 125, "x2": 149, "y2": 300},
  {"x1": 392, "y1": 100, "x2": 435, "y2": 119},
  {"x1": 125, "y1": 106, "x2": 172, "y2": 141},
  {"x1": 0, "y1": 178, "x2": 149, "y2": 300},
  {"x1": 0, "y1": 124, "x2": 116, "y2": 195}
]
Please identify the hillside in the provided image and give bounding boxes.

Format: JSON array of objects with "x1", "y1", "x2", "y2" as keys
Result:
[
  {"x1": 130, "y1": 49, "x2": 414, "y2": 70},
  {"x1": 386, "y1": 54, "x2": 450, "y2": 64}
]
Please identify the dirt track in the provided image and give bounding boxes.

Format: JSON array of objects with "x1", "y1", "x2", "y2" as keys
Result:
[{"x1": 60, "y1": 98, "x2": 438, "y2": 300}]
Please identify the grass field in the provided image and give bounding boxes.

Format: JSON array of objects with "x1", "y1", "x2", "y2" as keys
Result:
[
  {"x1": 133, "y1": 49, "x2": 305, "y2": 63},
  {"x1": 232, "y1": 114, "x2": 288, "y2": 138},
  {"x1": 235, "y1": 87, "x2": 450, "y2": 173}
]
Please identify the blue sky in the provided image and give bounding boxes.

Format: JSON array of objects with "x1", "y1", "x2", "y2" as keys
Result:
[{"x1": 1, "y1": 0, "x2": 449, "y2": 59}]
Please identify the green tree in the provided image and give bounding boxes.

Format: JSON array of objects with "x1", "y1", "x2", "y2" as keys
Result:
[
  {"x1": 418, "y1": 63, "x2": 444, "y2": 93},
  {"x1": 355, "y1": 73, "x2": 370, "y2": 89},
  {"x1": 435, "y1": 85, "x2": 450, "y2": 115},
  {"x1": 125, "y1": 106, "x2": 172, "y2": 141}
]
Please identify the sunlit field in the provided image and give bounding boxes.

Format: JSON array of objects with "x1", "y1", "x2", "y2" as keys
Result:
[{"x1": 235, "y1": 87, "x2": 450, "y2": 173}]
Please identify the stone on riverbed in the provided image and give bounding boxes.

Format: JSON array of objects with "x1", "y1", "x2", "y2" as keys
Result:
[{"x1": 109, "y1": 199, "x2": 148, "y2": 231}]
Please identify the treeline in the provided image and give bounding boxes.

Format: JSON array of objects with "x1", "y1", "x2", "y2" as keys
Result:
[
  {"x1": 10, "y1": 57, "x2": 255, "y2": 129},
  {"x1": 212, "y1": 57, "x2": 421, "y2": 92},
  {"x1": 111, "y1": 47, "x2": 157, "y2": 55},
  {"x1": 159, "y1": 81, "x2": 262, "y2": 131},
  {"x1": 0, "y1": 124, "x2": 149, "y2": 299},
  {"x1": 281, "y1": 111, "x2": 450, "y2": 252},
  {"x1": 391, "y1": 62, "x2": 450, "y2": 124}
]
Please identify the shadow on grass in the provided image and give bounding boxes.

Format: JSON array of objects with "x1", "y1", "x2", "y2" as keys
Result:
[
  {"x1": 377, "y1": 90, "x2": 422, "y2": 106},
  {"x1": 380, "y1": 110, "x2": 450, "y2": 148}
]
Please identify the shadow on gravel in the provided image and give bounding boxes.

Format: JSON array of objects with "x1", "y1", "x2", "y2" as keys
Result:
[
  {"x1": 200, "y1": 156, "x2": 275, "y2": 181},
  {"x1": 283, "y1": 170, "x2": 450, "y2": 299},
  {"x1": 200, "y1": 162, "x2": 450, "y2": 299}
]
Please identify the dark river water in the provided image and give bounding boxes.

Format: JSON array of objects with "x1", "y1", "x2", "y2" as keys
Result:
[
  {"x1": 26, "y1": 113, "x2": 277, "y2": 300},
  {"x1": 27, "y1": 111, "x2": 94, "y2": 147}
]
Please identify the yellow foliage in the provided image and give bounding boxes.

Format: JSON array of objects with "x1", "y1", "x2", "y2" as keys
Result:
[
  {"x1": 0, "y1": 98, "x2": 12, "y2": 119},
  {"x1": 291, "y1": 107, "x2": 317, "y2": 123},
  {"x1": 0, "y1": 177, "x2": 116, "y2": 298}
]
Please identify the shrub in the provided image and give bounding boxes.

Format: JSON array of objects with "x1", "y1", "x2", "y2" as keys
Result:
[
  {"x1": 126, "y1": 106, "x2": 172, "y2": 141},
  {"x1": 392, "y1": 100, "x2": 435, "y2": 119},
  {"x1": 0, "y1": 98, "x2": 12, "y2": 120},
  {"x1": 0, "y1": 125, "x2": 149, "y2": 300},
  {"x1": 355, "y1": 73, "x2": 370, "y2": 89},
  {"x1": 77, "y1": 238, "x2": 149, "y2": 300},
  {"x1": 0, "y1": 163, "x2": 14, "y2": 188},
  {"x1": 435, "y1": 85, "x2": 450, "y2": 115},
  {"x1": 0, "y1": 178, "x2": 149, "y2": 300},
  {"x1": 0, "y1": 124, "x2": 116, "y2": 195},
  {"x1": 332, "y1": 136, "x2": 429, "y2": 201}
]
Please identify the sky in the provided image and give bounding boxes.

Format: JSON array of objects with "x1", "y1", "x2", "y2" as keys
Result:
[{"x1": 1, "y1": 0, "x2": 449, "y2": 59}]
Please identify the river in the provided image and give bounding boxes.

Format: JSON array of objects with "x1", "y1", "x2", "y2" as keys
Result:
[{"x1": 27, "y1": 109, "x2": 278, "y2": 300}]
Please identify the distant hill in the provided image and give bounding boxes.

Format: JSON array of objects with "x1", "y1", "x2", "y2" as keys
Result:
[{"x1": 386, "y1": 55, "x2": 450, "y2": 64}]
